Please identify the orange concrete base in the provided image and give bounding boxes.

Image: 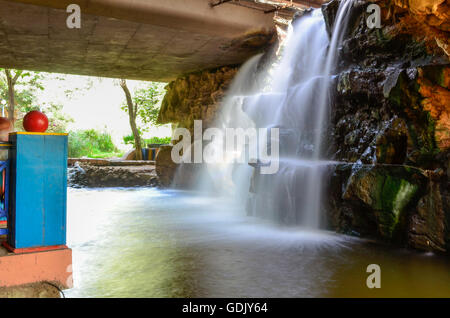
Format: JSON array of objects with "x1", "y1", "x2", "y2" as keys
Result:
[
  {"x1": 0, "y1": 247, "x2": 72, "y2": 289},
  {"x1": 2, "y1": 241, "x2": 68, "y2": 254}
]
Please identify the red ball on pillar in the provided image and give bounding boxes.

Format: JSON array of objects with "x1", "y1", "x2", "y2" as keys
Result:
[{"x1": 23, "y1": 110, "x2": 48, "y2": 133}]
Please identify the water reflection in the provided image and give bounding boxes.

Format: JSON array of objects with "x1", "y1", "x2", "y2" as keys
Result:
[{"x1": 65, "y1": 188, "x2": 450, "y2": 298}]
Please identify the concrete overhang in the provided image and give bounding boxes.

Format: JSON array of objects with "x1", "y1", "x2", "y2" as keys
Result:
[{"x1": 0, "y1": 0, "x2": 284, "y2": 81}]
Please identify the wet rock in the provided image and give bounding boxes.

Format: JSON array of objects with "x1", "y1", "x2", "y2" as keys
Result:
[
  {"x1": 408, "y1": 173, "x2": 447, "y2": 252},
  {"x1": 155, "y1": 145, "x2": 177, "y2": 187},
  {"x1": 337, "y1": 68, "x2": 385, "y2": 96},
  {"x1": 322, "y1": 0, "x2": 340, "y2": 38},
  {"x1": 322, "y1": 0, "x2": 366, "y2": 40},
  {"x1": 341, "y1": 164, "x2": 424, "y2": 239},
  {"x1": 374, "y1": 117, "x2": 408, "y2": 164},
  {"x1": 329, "y1": 0, "x2": 449, "y2": 171},
  {"x1": 327, "y1": 164, "x2": 378, "y2": 236},
  {"x1": 327, "y1": 161, "x2": 450, "y2": 254}
]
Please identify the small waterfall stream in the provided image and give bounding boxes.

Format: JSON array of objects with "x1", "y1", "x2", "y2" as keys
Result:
[{"x1": 181, "y1": 1, "x2": 355, "y2": 229}]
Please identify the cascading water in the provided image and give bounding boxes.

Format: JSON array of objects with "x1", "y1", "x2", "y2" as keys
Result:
[{"x1": 178, "y1": 1, "x2": 354, "y2": 229}]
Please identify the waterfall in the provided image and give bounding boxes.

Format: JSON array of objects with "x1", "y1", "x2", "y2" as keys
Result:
[{"x1": 178, "y1": 1, "x2": 354, "y2": 229}]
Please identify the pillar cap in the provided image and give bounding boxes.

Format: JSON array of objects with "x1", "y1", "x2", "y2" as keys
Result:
[{"x1": 9, "y1": 132, "x2": 68, "y2": 136}]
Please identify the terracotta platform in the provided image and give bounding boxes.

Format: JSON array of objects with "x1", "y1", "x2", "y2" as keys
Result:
[{"x1": 0, "y1": 244, "x2": 72, "y2": 289}]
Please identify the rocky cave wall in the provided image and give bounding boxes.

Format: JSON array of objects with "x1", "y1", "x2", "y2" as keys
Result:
[{"x1": 322, "y1": 0, "x2": 450, "y2": 253}]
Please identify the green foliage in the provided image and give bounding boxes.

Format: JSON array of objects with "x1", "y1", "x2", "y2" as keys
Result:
[
  {"x1": 89, "y1": 151, "x2": 124, "y2": 159},
  {"x1": 123, "y1": 134, "x2": 171, "y2": 147},
  {"x1": 69, "y1": 129, "x2": 121, "y2": 158},
  {"x1": 0, "y1": 69, "x2": 73, "y2": 132},
  {"x1": 0, "y1": 69, "x2": 44, "y2": 113},
  {"x1": 122, "y1": 134, "x2": 135, "y2": 146},
  {"x1": 120, "y1": 82, "x2": 166, "y2": 132},
  {"x1": 145, "y1": 136, "x2": 171, "y2": 145}
]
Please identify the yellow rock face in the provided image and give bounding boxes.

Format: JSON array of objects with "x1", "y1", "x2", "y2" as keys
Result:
[
  {"x1": 418, "y1": 67, "x2": 450, "y2": 150},
  {"x1": 406, "y1": 0, "x2": 445, "y2": 14},
  {"x1": 379, "y1": 0, "x2": 450, "y2": 58},
  {"x1": 375, "y1": 0, "x2": 450, "y2": 149}
]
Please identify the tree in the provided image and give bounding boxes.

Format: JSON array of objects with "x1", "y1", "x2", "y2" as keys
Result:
[
  {"x1": 132, "y1": 82, "x2": 166, "y2": 128},
  {"x1": 119, "y1": 81, "x2": 166, "y2": 159},
  {"x1": 119, "y1": 79, "x2": 143, "y2": 160},
  {"x1": 4, "y1": 69, "x2": 21, "y2": 121},
  {"x1": 1, "y1": 69, "x2": 44, "y2": 122},
  {"x1": 120, "y1": 82, "x2": 165, "y2": 130}
]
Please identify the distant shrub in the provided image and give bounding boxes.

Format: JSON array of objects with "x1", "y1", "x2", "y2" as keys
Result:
[
  {"x1": 145, "y1": 136, "x2": 171, "y2": 146},
  {"x1": 69, "y1": 129, "x2": 121, "y2": 158},
  {"x1": 123, "y1": 134, "x2": 171, "y2": 147},
  {"x1": 122, "y1": 134, "x2": 134, "y2": 146}
]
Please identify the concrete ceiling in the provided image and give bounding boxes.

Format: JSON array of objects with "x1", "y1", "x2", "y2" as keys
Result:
[{"x1": 0, "y1": 0, "x2": 289, "y2": 82}]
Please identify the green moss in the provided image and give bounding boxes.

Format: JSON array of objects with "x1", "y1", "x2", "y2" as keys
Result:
[
  {"x1": 373, "y1": 175, "x2": 418, "y2": 216},
  {"x1": 373, "y1": 174, "x2": 419, "y2": 238},
  {"x1": 392, "y1": 179, "x2": 418, "y2": 215}
]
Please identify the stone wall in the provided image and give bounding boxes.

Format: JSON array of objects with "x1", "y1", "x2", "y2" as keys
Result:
[
  {"x1": 68, "y1": 162, "x2": 159, "y2": 188},
  {"x1": 157, "y1": 66, "x2": 238, "y2": 132}
]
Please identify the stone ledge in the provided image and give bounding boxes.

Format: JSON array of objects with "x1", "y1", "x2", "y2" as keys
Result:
[
  {"x1": 68, "y1": 163, "x2": 159, "y2": 188},
  {"x1": 68, "y1": 158, "x2": 156, "y2": 166}
]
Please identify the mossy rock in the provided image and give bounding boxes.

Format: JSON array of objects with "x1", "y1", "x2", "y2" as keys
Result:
[{"x1": 343, "y1": 164, "x2": 425, "y2": 239}]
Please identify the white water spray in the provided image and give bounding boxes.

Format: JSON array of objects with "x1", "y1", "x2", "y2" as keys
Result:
[{"x1": 178, "y1": 1, "x2": 354, "y2": 229}]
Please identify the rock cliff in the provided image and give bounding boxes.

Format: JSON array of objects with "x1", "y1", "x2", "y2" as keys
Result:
[{"x1": 323, "y1": 0, "x2": 450, "y2": 253}]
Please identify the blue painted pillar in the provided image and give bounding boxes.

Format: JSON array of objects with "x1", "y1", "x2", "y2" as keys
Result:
[{"x1": 7, "y1": 132, "x2": 68, "y2": 250}]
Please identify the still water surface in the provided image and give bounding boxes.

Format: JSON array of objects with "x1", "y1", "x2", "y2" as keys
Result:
[{"x1": 65, "y1": 188, "x2": 450, "y2": 298}]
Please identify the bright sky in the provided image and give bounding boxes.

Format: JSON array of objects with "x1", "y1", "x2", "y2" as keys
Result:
[{"x1": 35, "y1": 73, "x2": 171, "y2": 150}]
